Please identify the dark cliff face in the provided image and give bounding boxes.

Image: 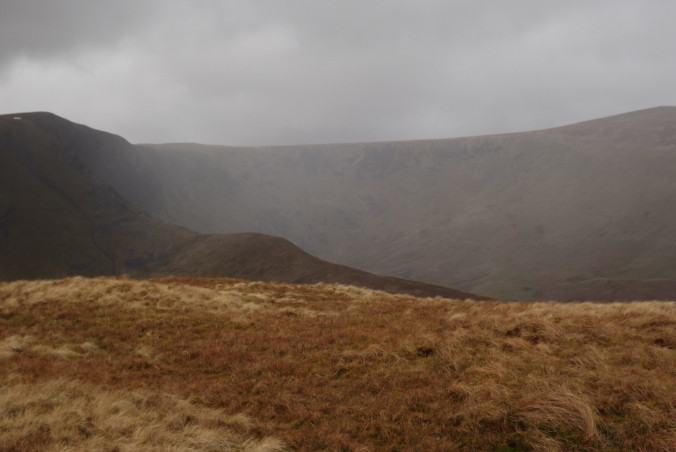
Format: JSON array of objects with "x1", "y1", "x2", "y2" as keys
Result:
[
  {"x1": 0, "y1": 112, "x2": 487, "y2": 300},
  {"x1": 0, "y1": 113, "x2": 194, "y2": 281},
  {"x1": 20, "y1": 112, "x2": 170, "y2": 219}
]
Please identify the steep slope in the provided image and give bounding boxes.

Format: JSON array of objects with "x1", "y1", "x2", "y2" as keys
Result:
[
  {"x1": 82, "y1": 107, "x2": 676, "y2": 301},
  {"x1": 0, "y1": 113, "x2": 187, "y2": 280},
  {"x1": 0, "y1": 113, "x2": 485, "y2": 300}
]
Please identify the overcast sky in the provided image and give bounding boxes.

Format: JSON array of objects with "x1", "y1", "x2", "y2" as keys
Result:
[{"x1": 1, "y1": 1, "x2": 674, "y2": 146}]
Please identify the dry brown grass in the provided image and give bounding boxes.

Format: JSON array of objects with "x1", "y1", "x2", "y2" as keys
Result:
[
  {"x1": 3, "y1": 277, "x2": 676, "y2": 450},
  {"x1": 0, "y1": 379, "x2": 285, "y2": 452}
]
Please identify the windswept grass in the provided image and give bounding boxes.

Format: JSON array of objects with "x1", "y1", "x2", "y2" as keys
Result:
[
  {"x1": 0, "y1": 379, "x2": 285, "y2": 452},
  {"x1": 3, "y1": 277, "x2": 676, "y2": 450}
]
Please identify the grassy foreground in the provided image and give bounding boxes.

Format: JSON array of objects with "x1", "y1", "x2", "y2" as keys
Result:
[{"x1": 2, "y1": 278, "x2": 676, "y2": 451}]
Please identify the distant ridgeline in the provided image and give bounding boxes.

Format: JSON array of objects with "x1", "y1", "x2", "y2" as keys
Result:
[
  {"x1": 3, "y1": 107, "x2": 676, "y2": 301},
  {"x1": 0, "y1": 112, "x2": 486, "y2": 300}
]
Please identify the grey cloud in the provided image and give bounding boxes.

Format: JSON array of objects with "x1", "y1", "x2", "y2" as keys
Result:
[
  {"x1": 0, "y1": 1, "x2": 675, "y2": 145},
  {"x1": 0, "y1": 1, "x2": 160, "y2": 65}
]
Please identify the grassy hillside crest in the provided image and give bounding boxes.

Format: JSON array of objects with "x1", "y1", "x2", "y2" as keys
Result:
[{"x1": 4, "y1": 277, "x2": 676, "y2": 450}]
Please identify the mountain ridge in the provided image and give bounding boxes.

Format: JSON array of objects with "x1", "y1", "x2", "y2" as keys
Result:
[
  {"x1": 0, "y1": 112, "x2": 488, "y2": 300},
  {"x1": 4, "y1": 107, "x2": 676, "y2": 301},
  {"x1": 92, "y1": 106, "x2": 676, "y2": 301}
]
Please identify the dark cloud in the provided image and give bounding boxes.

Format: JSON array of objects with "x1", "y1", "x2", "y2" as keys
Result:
[
  {"x1": 0, "y1": 1, "x2": 675, "y2": 145},
  {"x1": 0, "y1": 1, "x2": 159, "y2": 63}
]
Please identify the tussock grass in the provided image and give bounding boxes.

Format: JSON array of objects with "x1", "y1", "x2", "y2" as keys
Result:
[
  {"x1": 0, "y1": 379, "x2": 285, "y2": 452},
  {"x1": 3, "y1": 277, "x2": 676, "y2": 450}
]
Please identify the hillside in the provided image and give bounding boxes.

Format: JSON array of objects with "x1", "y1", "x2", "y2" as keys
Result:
[
  {"x1": 0, "y1": 113, "x2": 486, "y2": 300},
  {"x1": 5, "y1": 108, "x2": 676, "y2": 301},
  {"x1": 100, "y1": 107, "x2": 676, "y2": 301},
  {"x1": 4, "y1": 277, "x2": 676, "y2": 450}
]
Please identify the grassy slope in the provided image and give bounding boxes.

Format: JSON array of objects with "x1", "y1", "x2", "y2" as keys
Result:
[
  {"x1": 4, "y1": 277, "x2": 676, "y2": 451},
  {"x1": 0, "y1": 113, "x2": 484, "y2": 300},
  {"x1": 130, "y1": 107, "x2": 676, "y2": 301}
]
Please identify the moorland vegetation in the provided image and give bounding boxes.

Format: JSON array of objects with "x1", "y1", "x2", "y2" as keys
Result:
[{"x1": 3, "y1": 277, "x2": 676, "y2": 451}]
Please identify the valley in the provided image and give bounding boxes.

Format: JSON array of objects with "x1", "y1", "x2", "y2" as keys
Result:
[
  {"x1": 38, "y1": 107, "x2": 676, "y2": 301},
  {"x1": 0, "y1": 112, "x2": 484, "y2": 300}
]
